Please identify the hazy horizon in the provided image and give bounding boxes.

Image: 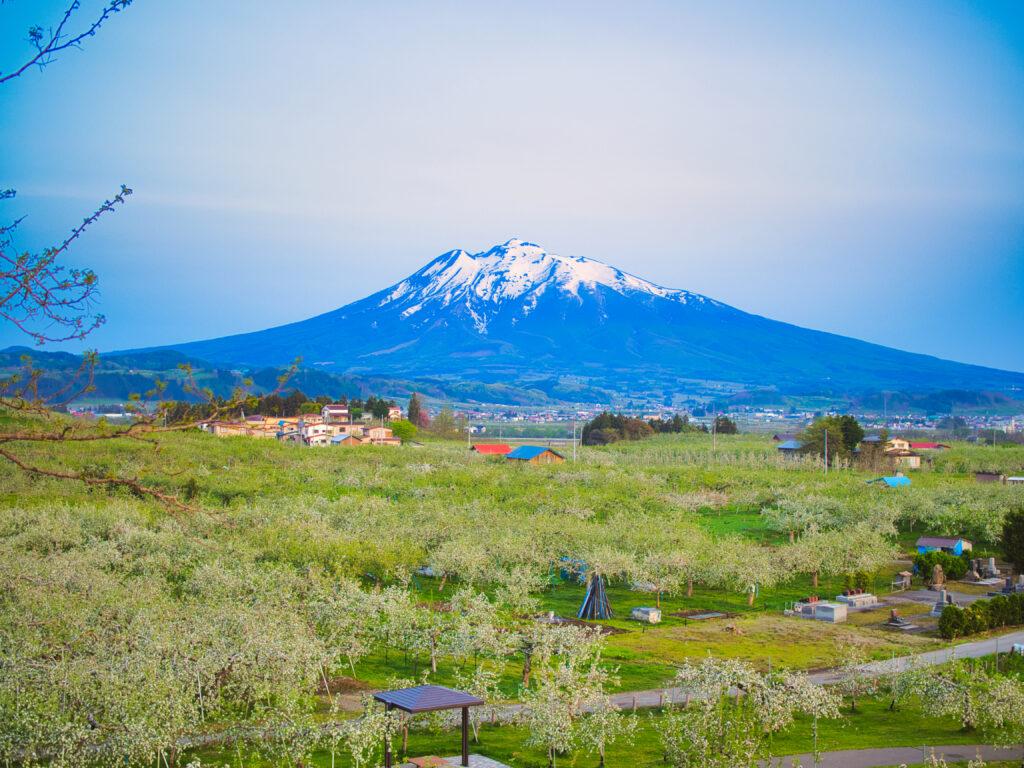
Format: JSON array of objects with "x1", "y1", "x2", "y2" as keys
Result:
[{"x1": 2, "y1": 1, "x2": 1023, "y2": 371}]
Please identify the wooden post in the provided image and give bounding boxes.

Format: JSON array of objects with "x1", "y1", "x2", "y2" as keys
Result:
[
  {"x1": 462, "y1": 706, "x2": 470, "y2": 767},
  {"x1": 384, "y1": 703, "x2": 393, "y2": 768}
]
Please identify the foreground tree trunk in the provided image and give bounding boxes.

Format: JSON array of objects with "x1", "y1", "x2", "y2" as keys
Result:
[{"x1": 687, "y1": 579, "x2": 694, "y2": 598}]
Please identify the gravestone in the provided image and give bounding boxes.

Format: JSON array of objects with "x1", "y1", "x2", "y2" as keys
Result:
[
  {"x1": 885, "y1": 607, "x2": 917, "y2": 631},
  {"x1": 966, "y1": 559, "x2": 981, "y2": 582},
  {"x1": 930, "y1": 589, "x2": 951, "y2": 617},
  {"x1": 929, "y1": 563, "x2": 946, "y2": 590}
]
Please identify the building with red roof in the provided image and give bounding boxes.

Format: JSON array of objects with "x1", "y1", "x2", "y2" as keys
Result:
[{"x1": 471, "y1": 444, "x2": 512, "y2": 455}]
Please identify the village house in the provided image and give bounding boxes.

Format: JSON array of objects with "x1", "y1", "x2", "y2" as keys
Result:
[
  {"x1": 330, "y1": 434, "x2": 363, "y2": 447},
  {"x1": 202, "y1": 419, "x2": 279, "y2": 439},
  {"x1": 321, "y1": 404, "x2": 350, "y2": 424},
  {"x1": 387, "y1": 405, "x2": 403, "y2": 421},
  {"x1": 299, "y1": 421, "x2": 332, "y2": 445},
  {"x1": 886, "y1": 437, "x2": 949, "y2": 453},
  {"x1": 886, "y1": 449, "x2": 922, "y2": 470},
  {"x1": 362, "y1": 425, "x2": 401, "y2": 446},
  {"x1": 305, "y1": 431, "x2": 332, "y2": 447}
]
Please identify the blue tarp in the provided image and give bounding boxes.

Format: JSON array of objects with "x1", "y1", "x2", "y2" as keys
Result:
[{"x1": 868, "y1": 476, "x2": 911, "y2": 487}]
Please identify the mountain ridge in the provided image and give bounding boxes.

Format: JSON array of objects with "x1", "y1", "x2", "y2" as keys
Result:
[{"x1": 124, "y1": 239, "x2": 1024, "y2": 398}]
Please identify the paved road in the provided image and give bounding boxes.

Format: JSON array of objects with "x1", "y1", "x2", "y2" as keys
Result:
[
  {"x1": 763, "y1": 744, "x2": 1023, "y2": 767},
  {"x1": 607, "y1": 629, "x2": 1024, "y2": 709}
]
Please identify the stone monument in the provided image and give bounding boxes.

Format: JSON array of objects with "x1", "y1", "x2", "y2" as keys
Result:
[{"x1": 929, "y1": 562, "x2": 945, "y2": 590}]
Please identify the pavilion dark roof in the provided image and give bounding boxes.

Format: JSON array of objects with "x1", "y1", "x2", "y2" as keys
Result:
[{"x1": 373, "y1": 685, "x2": 484, "y2": 713}]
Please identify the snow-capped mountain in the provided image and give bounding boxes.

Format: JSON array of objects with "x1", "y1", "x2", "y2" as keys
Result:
[
  {"x1": 377, "y1": 239, "x2": 720, "y2": 335},
  {"x1": 142, "y1": 239, "x2": 1024, "y2": 396}
]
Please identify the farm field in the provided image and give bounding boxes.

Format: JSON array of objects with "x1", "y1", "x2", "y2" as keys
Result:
[{"x1": 2, "y1": 419, "x2": 1024, "y2": 766}]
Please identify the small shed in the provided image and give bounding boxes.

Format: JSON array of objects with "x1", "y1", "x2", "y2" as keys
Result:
[
  {"x1": 373, "y1": 685, "x2": 484, "y2": 768},
  {"x1": 776, "y1": 439, "x2": 803, "y2": 455},
  {"x1": 471, "y1": 443, "x2": 512, "y2": 455},
  {"x1": 507, "y1": 445, "x2": 565, "y2": 464},
  {"x1": 916, "y1": 536, "x2": 973, "y2": 556}
]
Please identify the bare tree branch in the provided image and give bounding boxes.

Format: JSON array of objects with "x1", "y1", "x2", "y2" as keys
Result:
[
  {"x1": 0, "y1": 1, "x2": 134, "y2": 85},
  {"x1": 0, "y1": 185, "x2": 131, "y2": 344}
]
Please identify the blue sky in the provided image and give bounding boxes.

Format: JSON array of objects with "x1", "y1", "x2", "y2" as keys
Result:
[{"x1": 2, "y1": 1, "x2": 1023, "y2": 370}]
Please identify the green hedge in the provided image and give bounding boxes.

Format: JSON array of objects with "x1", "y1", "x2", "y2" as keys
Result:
[
  {"x1": 937, "y1": 592, "x2": 1024, "y2": 639},
  {"x1": 913, "y1": 550, "x2": 971, "y2": 581}
]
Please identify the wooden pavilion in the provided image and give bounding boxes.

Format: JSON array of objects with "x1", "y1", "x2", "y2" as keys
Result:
[{"x1": 374, "y1": 684, "x2": 485, "y2": 768}]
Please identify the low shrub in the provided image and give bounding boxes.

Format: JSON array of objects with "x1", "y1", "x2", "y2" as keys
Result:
[{"x1": 938, "y1": 592, "x2": 1024, "y2": 639}]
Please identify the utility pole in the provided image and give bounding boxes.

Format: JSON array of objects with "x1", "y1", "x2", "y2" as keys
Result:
[
  {"x1": 824, "y1": 428, "x2": 829, "y2": 476},
  {"x1": 712, "y1": 412, "x2": 717, "y2": 451},
  {"x1": 572, "y1": 406, "x2": 578, "y2": 463}
]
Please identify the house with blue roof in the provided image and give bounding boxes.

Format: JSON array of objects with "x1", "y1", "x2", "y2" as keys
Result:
[
  {"x1": 776, "y1": 439, "x2": 803, "y2": 457},
  {"x1": 506, "y1": 445, "x2": 565, "y2": 465}
]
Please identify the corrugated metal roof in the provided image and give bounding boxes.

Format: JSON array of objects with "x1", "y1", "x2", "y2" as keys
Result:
[
  {"x1": 776, "y1": 440, "x2": 803, "y2": 450},
  {"x1": 507, "y1": 445, "x2": 564, "y2": 460},
  {"x1": 372, "y1": 685, "x2": 484, "y2": 713},
  {"x1": 916, "y1": 535, "x2": 968, "y2": 547}
]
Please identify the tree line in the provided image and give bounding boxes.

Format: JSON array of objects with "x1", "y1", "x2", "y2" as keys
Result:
[{"x1": 581, "y1": 412, "x2": 735, "y2": 446}]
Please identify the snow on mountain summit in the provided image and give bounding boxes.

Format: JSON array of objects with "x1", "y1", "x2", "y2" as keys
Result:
[{"x1": 378, "y1": 239, "x2": 715, "y2": 332}]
